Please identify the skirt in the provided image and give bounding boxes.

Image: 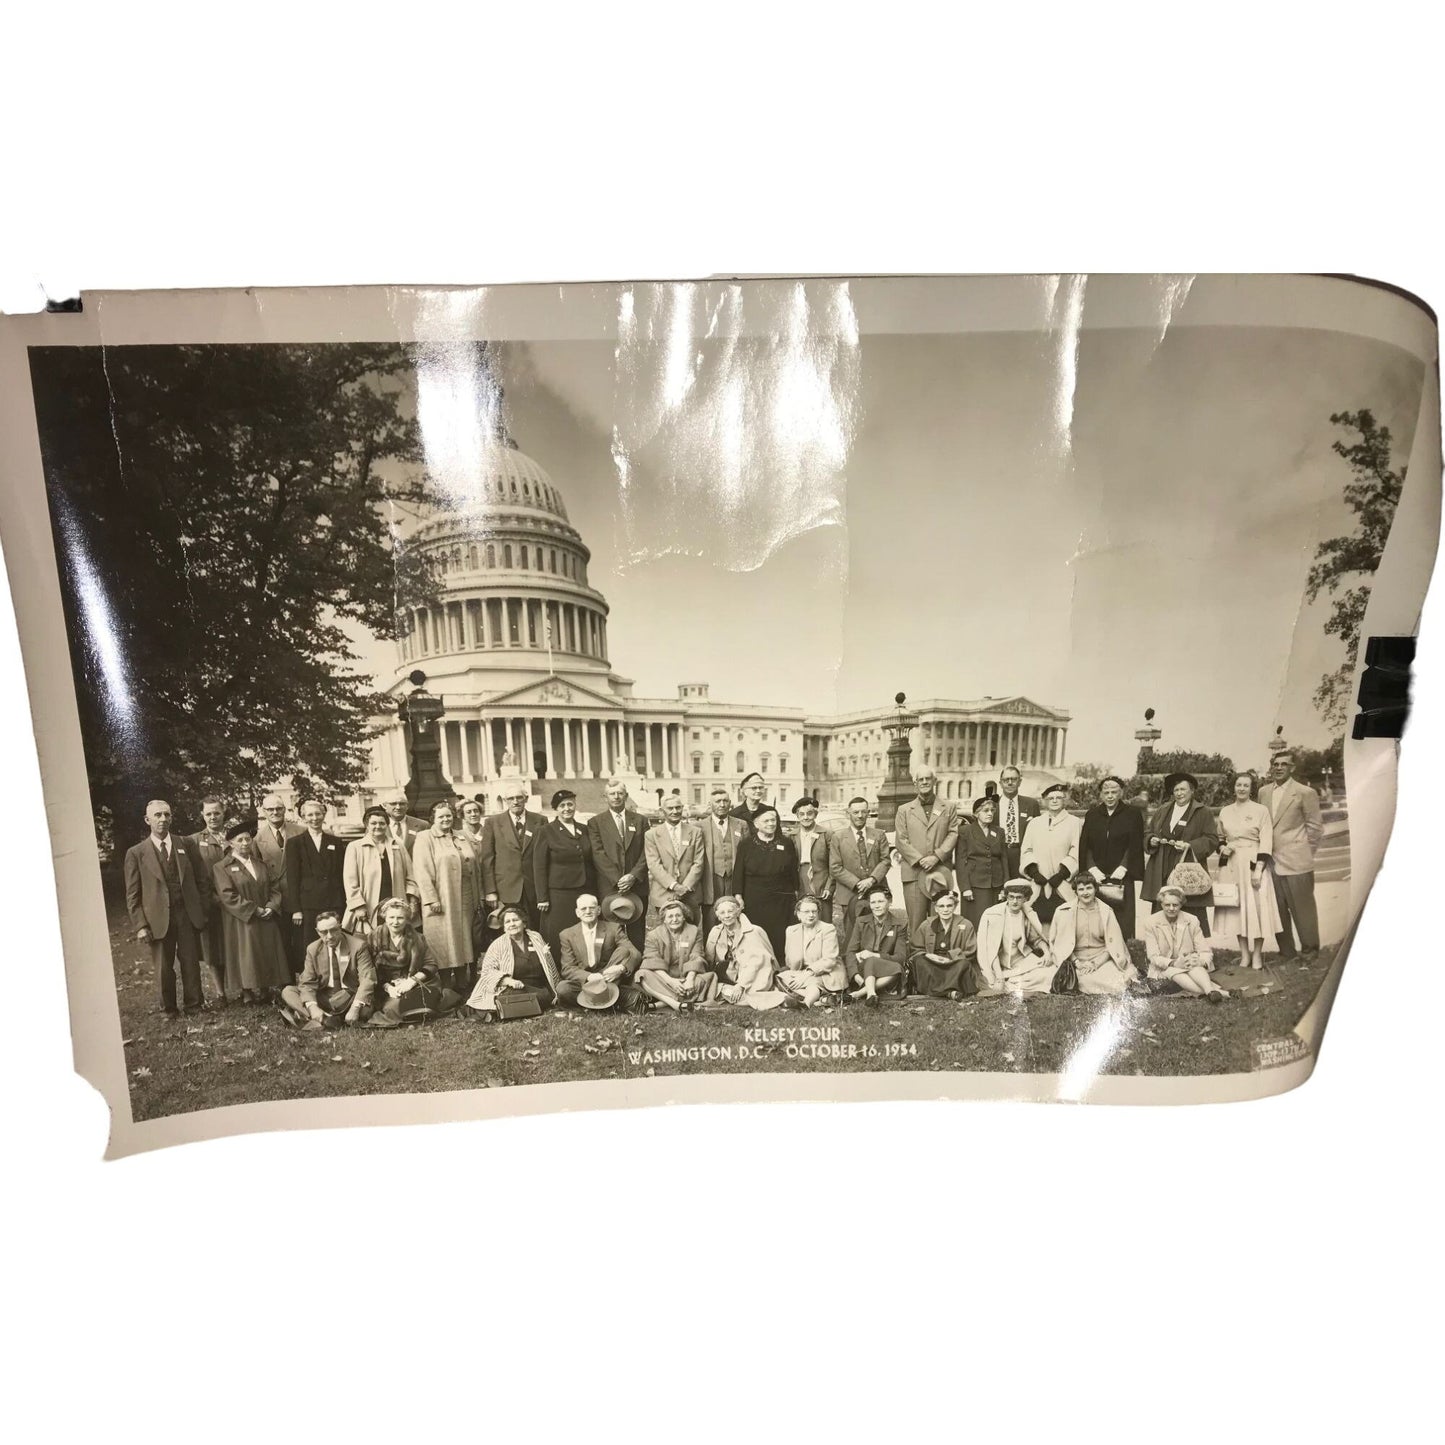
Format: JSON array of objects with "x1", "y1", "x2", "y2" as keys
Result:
[
  {"x1": 1210, "y1": 858, "x2": 1282, "y2": 945},
  {"x1": 912, "y1": 953, "x2": 971, "y2": 997}
]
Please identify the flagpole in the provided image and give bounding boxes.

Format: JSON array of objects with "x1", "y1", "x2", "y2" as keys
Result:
[{"x1": 546, "y1": 615, "x2": 554, "y2": 675}]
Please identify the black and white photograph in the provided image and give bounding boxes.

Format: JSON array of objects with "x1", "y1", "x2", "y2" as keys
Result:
[{"x1": 0, "y1": 273, "x2": 1437, "y2": 1151}]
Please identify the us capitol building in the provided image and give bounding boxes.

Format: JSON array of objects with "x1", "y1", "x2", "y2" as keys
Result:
[{"x1": 354, "y1": 438, "x2": 1071, "y2": 818}]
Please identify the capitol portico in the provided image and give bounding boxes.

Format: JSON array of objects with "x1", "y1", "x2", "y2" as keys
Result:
[{"x1": 355, "y1": 438, "x2": 1071, "y2": 819}]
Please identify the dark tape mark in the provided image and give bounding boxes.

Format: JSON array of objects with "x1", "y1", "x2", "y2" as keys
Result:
[
  {"x1": 44, "y1": 296, "x2": 83, "y2": 314},
  {"x1": 1352, "y1": 636, "x2": 1415, "y2": 740}
]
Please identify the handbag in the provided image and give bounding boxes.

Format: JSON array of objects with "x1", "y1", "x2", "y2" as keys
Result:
[
  {"x1": 496, "y1": 989, "x2": 543, "y2": 1021},
  {"x1": 1050, "y1": 958, "x2": 1078, "y2": 994},
  {"x1": 1098, "y1": 878, "x2": 1126, "y2": 904},
  {"x1": 1166, "y1": 853, "x2": 1212, "y2": 898},
  {"x1": 1210, "y1": 867, "x2": 1240, "y2": 908}
]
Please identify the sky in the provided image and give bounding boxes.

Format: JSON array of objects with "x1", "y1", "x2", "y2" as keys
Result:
[{"x1": 359, "y1": 323, "x2": 1425, "y2": 774}]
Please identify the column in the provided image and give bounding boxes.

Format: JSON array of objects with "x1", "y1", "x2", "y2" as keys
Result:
[
  {"x1": 1058, "y1": 729, "x2": 1066, "y2": 767},
  {"x1": 543, "y1": 718, "x2": 557, "y2": 779},
  {"x1": 438, "y1": 721, "x2": 451, "y2": 781},
  {"x1": 562, "y1": 718, "x2": 575, "y2": 776},
  {"x1": 581, "y1": 719, "x2": 594, "y2": 777},
  {"x1": 480, "y1": 716, "x2": 495, "y2": 780}
]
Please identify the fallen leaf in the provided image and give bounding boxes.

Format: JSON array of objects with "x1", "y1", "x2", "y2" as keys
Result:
[
  {"x1": 888, "y1": 1020, "x2": 901, "y2": 1029},
  {"x1": 233, "y1": 1026, "x2": 249, "y2": 1036},
  {"x1": 131, "y1": 1065, "x2": 152, "y2": 1079},
  {"x1": 523, "y1": 1048, "x2": 541, "y2": 1059},
  {"x1": 121, "y1": 1038, "x2": 135, "y2": 1047},
  {"x1": 256, "y1": 1064, "x2": 270, "y2": 1074},
  {"x1": 1002, "y1": 1052, "x2": 1015, "y2": 1064},
  {"x1": 529, "y1": 1037, "x2": 541, "y2": 1046},
  {"x1": 360, "y1": 1061, "x2": 372, "y2": 1070},
  {"x1": 331, "y1": 1055, "x2": 343, "y2": 1063},
  {"x1": 484, "y1": 1077, "x2": 504, "y2": 1088}
]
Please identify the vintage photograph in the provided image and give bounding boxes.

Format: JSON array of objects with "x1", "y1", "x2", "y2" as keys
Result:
[{"x1": 5, "y1": 276, "x2": 1437, "y2": 1142}]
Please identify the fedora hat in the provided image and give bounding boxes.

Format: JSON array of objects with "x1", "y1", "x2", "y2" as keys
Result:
[
  {"x1": 601, "y1": 892, "x2": 642, "y2": 924},
  {"x1": 576, "y1": 978, "x2": 620, "y2": 1011},
  {"x1": 922, "y1": 866, "x2": 954, "y2": 900},
  {"x1": 486, "y1": 906, "x2": 506, "y2": 930}
]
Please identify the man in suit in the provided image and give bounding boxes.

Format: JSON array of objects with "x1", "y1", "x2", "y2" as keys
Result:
[
  {"x1": 478, "y1": 779, "x2": 541, "y2": 927},
  {"x1": 1259, "y1": 750, "x2": 1324, "y2": 957},
  {"x1": 996, "y1": 765, "x2": 1041, "y2": 879},
  {"x1": 188, "y1": 795, "x2": 231, "y2": 1005},
  {"x1": 555, "y1": 893, "x2": 645, "y2": 1012},
  {"x1": 894, "y1": 768, "x2": 959, "y2": 935},
  {"x1": 283, "y1": 797, "x2": 347, "y2": 973},
  {"x1": 343, "y1": 805, "x2": 419, "y2": 931},
  {"x1": 643, "y1": 791, "x2": 705, "y2": 925},
  {"x1": 586, "y1": 776, "x2": 651, "y2": 948},
  {"x1": 1077, "y1": 774, "x2": 1147, "y2": 938},
  {"x1": 791, "y1": 797, "x2": 835, "y2": 923},
  {"x1": 828, "y1": 795, "x2": 892, "y2": 939},
  {"x1": 124, "y1": 798, "x2": 210, "y2": 1018},
  {"x1": 254, "y1": 793, "x2": 303, "y2": 885},
  {"x1": 700, "y1": 787, "x2": 748, "y2": 934},
  {"x1": 278, "y1": 911, "x2": 378, "y2": 1029},
  {"x1": 382, "y1": 791, "x2": 428, "y2": 856}
]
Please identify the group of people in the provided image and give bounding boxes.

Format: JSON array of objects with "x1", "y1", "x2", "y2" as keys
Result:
[{"x1": 121, "y1": 750, "x2": 1326, "y2": 1025}]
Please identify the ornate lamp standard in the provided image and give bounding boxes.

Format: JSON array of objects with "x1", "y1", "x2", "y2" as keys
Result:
[
  {"x1": 875, "y1": 692, "x2": 920, "y2": 831},
  {"x1": 397, "y1": 669, "x2": 450, "y2": 817}
]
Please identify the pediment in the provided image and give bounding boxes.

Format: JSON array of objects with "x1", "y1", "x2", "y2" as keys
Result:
[
  {"x1": 987, "y1": 696, "x2": 1064, "y2": 720},
  {"x1": 482, "y1": 676, "x2": 626, "y2": 711}
]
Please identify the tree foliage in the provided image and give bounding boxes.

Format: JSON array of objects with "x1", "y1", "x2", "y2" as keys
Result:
[
  {"x1": 1066, "y1": 760, "x2": 1114, "y2": 808},
  {"x1": 1306, "y1": 410, "x2": 1406, "y2": 735},
  {"x1": 30, "y1": 343, "x2": 434, "y2": 841}
]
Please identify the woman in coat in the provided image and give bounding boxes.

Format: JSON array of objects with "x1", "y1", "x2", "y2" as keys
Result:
[
  {"x1": 1077, "y1": 775, "x2": 1146, "y2": 939},
  {"x1": 1048, "y1": 873, "x2": 1137, "y2": 995},
  {"x1": 845, "y1": 880, "x2": 908, "y2": 1006},
  {"x1": 1141, "y1": 885, "x2": 1228, "y2": 1002},
  {"x1": 212, "y1": 820, "x2": 291, "y2": 1003},
  {"x1": 908, "y1": 890, "x2": 979, "y2": 1000},
  {"x1": 1213, "y1": 771, "x2": 1282, "y2": 970},
  {"x1": 638, "y1": 898, "x2": 717, "y2": 1010},
  {"x1": 975, "y1": 880, "x2": 1055, "y2": 995},
  {"x1": 953, "y1": 795, "x2": 1008, "y2": 931},
  {"x1": 411, "y1": 798, "x2": 480, "y2": 989},
  {"x1": 1018, "y1": 783, "x2": 1081, "y2": 925},
  {"x1": 778, "y1": 895, "x2": 846, "y2": 1008},
  {"x1": 533, "y1": 788, "x2": 594, "y2": 956},
  {"x1": 367, "y1": 896, "x2": 463, "y2": 1024},
  {"x1": 1141, "y1": 772, "x2": 1219, "y2": 935},
  {"x1": 465, "y1": 905, "x2": 561, "y2": 1019},
  {"x1": 707, "y1": 895, "x2": 783, "y2": 1007},
  {"x1": 731, "y1": 805, "x2": 798, "y2": 962}
]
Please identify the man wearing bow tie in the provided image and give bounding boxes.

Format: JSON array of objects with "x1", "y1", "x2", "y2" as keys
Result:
[
  {"x1": 283, "y1": 798, "x2": 347, "y2": 974},
  {"x1": 124, "y1": 798, "x2": 211, "y2": 1018},
  {"x1": 478, "y1": 779, "x2": 541, "y2": 928},
  {"x1": 586, "y1": 776, "x2": 651, "y2": 947}
]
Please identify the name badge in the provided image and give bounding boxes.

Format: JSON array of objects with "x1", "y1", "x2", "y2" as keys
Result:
[{"x1": 775, "y1": 843, "x2": 786, "y2": 852}]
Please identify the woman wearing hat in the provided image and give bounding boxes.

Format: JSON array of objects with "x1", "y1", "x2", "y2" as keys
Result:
[
  {"x1": 778, "y1": 895, "x2": 846, "y2": 1008},
  {"x1": 466, "y1": 905, "x2": 561, "y2": 1019},
  {"x1": 367, "y1": 896, "x2": 463, "y2": 1025},
  {"x1": 954, "y1": 795, "x2": 1008, "y2": 931},
  {"x1": 907, "y1": 890, "x2": 979, "y2": 1000},
  {"x1": 845, "y1": 880, "x2": 907, "y2": 1006},
  {"x1": 1018, "y1": 783, "x2": 1080, "y2": 926},
  {"x1": 975, "y1": 880, "x2": 1055, "y2": 995},
  {"x1": 1048, "y1": 873, "x2": 1137, "y2": 995},
  {"x1": 412, "y1": 798, "x2": 481, "y2": 987},
  {"x1": 707, "y1": 895, "x2": 782, "y2": 1006},
  {"x1": 212, "y1": 819, "x2": 291, "y2": 1004},
  {"x1": 1141, "y1": 773, "x2": 1219, "y2": 934},
  {"x1": 1141, "y1": 884, "x2": 1228, "y2": 1002},
  {"x1": 1213, "y1": 770, "x2": 1282, "y2": 970},
  {"x1": 533, "y1": 789, "x2": 595, "y2": 957},
  {"x1": 729, "y1": 773, "x2": 773, "y2": 834},
  {"x1": 730, "y1": 804, "x2": 798, "y2": 962}
]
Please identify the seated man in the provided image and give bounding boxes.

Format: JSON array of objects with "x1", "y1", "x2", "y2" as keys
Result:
[
  {"x1": 556, "y1": 893, "x2": 645, "y2": 1014},
  {"x1": 1049, "y1": 872, "x2": 1138, "y2": 995},
  {"x1": 907, "y1": 890, "x2": 979, "y2": 1000},
  {"x1": 975, "y1": 879, "x2": 1055, "y2": 996},
  {"x1": 777, "y1": 894, "x2": 846, "y2": 1009},
  {"x1": 845, "y1": 880, "x2": 908, "y2": 1006},
  {"x1": 279, "y1": 911, "x2": 378, "y2": 1029},
  {"x1": 1141, "y1": 883, "x2": 1229, "y2": 1003},
  {"x1": 638, "y1": 898, "x2": 718, "y2": 1011}
]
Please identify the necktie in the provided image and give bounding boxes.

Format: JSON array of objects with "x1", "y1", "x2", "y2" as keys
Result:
[
  {"x1": 379, "y1": 848, "x2": 393, "y2": 901},
  {"x1": 857, "y1": 829, "x2": 866, "y2": 858},
  {"x1": 328, "y1": 945, "x2": 339, "y2": 988},
  {"x1": 1007, "y1": 802, "x2": 1018, "y2": 845}
]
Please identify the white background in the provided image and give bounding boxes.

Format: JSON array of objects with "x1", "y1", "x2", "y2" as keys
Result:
[{"x1": 0, "y1": 6, "x2": 1439, "y2": 1441}]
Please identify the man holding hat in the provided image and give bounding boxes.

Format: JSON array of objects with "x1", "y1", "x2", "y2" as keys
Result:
[
  {"x1": 894, "y1": 768, "x2": 959, "y2": 935},
  {"x1": 587, "y1": 777, "x2": 651, "y2": 948},
  {"x1": 791, "y1": 796, "x2": 834, "y2": 923},
  {"x1": 1019, "y1": 783, "x2": 1081, "y2": 925},
  {"x1": 556, "y1": 894, "x2": 645, "y2": 1013}
]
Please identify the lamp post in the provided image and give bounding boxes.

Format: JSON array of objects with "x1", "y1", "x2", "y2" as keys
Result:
[
  {"x1": 397, "y1": 669, "x2": 450, "y2": 817},
  {"x1": 875, "y1": 691, "x2": 920, "y2": 831}
]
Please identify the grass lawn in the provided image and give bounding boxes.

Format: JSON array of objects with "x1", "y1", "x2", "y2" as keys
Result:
[{"x1": 106, "y1": 897, "x2": 1336, "y2": 1122}]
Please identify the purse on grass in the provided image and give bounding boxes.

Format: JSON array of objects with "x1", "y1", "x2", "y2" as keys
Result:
[{"x1": 496, "y1": 990, "x2": 543, "y2": 1021}]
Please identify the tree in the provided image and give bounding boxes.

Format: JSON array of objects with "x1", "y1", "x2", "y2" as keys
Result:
[
  {"x1": 29, "y1": 343, "x2": 438, "y2": 843},
  {"x1": 1067, "y1": 761, "x2": 1114, "y2": 808},
  {"x1": 1306, "y1": 410, "x2": 1406, "y2": 735}
]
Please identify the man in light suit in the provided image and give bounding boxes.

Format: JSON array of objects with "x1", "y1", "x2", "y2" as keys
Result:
[
  {"x1": 124, "y1": 799, "x2": 210, "y2": 1018},
  {"x1": 254, "y1": 793, "x2": 304, "y2": 885},
  {"x1": 996, "y1": 765, "x2": 1041, "y2": 879},
  {"x1": 700, "y1": 787, "x2": 748, "y2": 934},
  {"x1": 828, "y1": 795, "x2": 892, "y2": 939},
  {"x1": 586, "y1": 777, "x2": 651, "y2": 948},
  {"x1": 791, "y1": 797, "x2": 834, "y2": 923},
  {"x1": 283, "y1": 798, "x2": 348, "y2": 973},
  {"x1": 343, "y1": 805, "x2": 420, "y2": 931},
  {"x1": 477, "y1": 780, "x2": 541, "y2": 927},
  {"x1": 894, "y1": 768, "x2": 959, "y2": 935},
  {"x1": 556, "y1": 893, "x2": 645, "y2": 1012},
  {"x1": 1259, "y1": 750, "x2": 1324, "y2": 957},
  {"x1": 643, "y1": 792, "x2": 705, "y2": 926}
]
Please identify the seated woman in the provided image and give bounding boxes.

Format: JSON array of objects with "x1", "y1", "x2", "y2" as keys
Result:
[
  {"x1": 778, "y1": 895, "x2": 847, "y2": 1009},
  {"x1": 212, "y1": 819, "x2": 291, "y2": 1005},
  {"x1": 907, "y1": 890, "x2": 979, "y2": 1000},
  {"x1": 638, "y1": 898, "x2": 717, "y2": 1011},
  {"x1": 706, "y1": 895, "x2": 783, "y2": 1007},
  {"x1": 367, "y1": 896, "x2": 463, "y2": 1026},
  {"x1": 1141, "y1": 884, "x2": 1229, "y2": 1003},
  {"x1": 1048, "y1": 872, "x2": 1138, "y2": 996},
  {"x1": 845, "y1": 880, "x2": 907, "y2": 1006},
  {"x1": 976, "y1": 879, "x2": 1056, "y2": 996},
  {"x1": 465, "y1": 905, "x2": 561, "y2": 1020}
]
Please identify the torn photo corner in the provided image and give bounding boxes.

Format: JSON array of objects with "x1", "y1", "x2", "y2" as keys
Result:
[{"x1": 0, "y1": 274, "x2": 1436, "y2": 1157}]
